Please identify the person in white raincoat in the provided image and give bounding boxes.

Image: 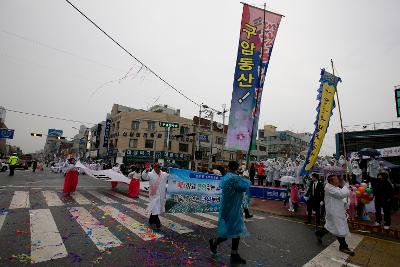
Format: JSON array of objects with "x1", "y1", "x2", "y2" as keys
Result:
[
  {"x1": 147, "y1": 163, "x2": 168, "y2": 229},
  {"x1": 315, "y1": 175, "x2": 355, "y2": 256}
]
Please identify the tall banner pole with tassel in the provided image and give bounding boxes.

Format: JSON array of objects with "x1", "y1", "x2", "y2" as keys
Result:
[{"x1": 331, "y1": 59, "x2": 349, "y2": 180}]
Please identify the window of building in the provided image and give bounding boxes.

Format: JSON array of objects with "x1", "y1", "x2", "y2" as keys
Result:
[
  {"x1": 131, "y1": 121, "x2": 140, "y2": 130},
  {"x1": 116, "y1": 121, "x2": 120, "y2": 130},
  {"x1": 180, "y1": 126, "x2": 189, "y2": 135},
  {"x1": 129, "y1": 139, "x2": 138, "y2": 148},
  {"x1": 179, "y1": 143, "x2": 189, "y2": 152},
  {"x1": 147, "y1": 121, "x2": 155, "y2": 130},
  {"x1": 215, "y1": 136, "x2": 224, "y2": 145},
  {"x1": 145, "y1": 139, "x2": 154, "y2": 149},
  {"x1": 259, "y1": 145, "x2": 267, "y2": 152},
  {"x1": 143, "y1": 133, "x2": 148, "y2": 138},
  {"x1": 114, "y1": 139, "x2": 118, "y2": 147},
  {"x1": 229, "y1": 153, "x2": 234, "y2": 160}
]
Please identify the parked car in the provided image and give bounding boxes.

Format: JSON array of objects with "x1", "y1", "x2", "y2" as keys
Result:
[{"x1": 0, "y1": 160, "x2": 9, "y2": 172}]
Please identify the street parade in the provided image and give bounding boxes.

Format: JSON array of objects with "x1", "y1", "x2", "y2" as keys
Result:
[{"x1": 1, "y1": 0, "x2": 400, "y2": 266}]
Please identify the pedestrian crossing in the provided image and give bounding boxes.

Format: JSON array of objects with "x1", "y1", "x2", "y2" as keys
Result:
[{"x1": 0, "y1": 189, "x2": 265, "y2": 264}]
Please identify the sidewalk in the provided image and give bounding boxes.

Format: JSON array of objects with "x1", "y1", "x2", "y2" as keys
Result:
[{"x1": 250, "y1": 197, "x2": 400, "y2": 240}]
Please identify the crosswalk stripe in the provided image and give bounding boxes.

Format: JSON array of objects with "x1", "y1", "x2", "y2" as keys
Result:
[
  {"x1": 42, "y1": 191, "x2": 64, "y2": 206},
  {"x1": 303, "y1": 233, "x2": 363, "y2": 267},
  {"x1": 71, "y1": 192, "x2": 93, "y2": 205},
  {"x1": 0, "y1": 211, "x2": 7, "y2": 231},
  {"x1": 68, "y1": 207, "x2": 122, "y2": 251},
  {"x1": 9, "y1": 191, "x2": 30, "y2": 209},
  {"x1": 195, "y1": 213, "x2": 218, "y2": 221},
  {"x1": 138, "y1": 195, "x2": 149, "y2": 202},
  {"x1": 106, "y1": 191, "x2": 138, "y2": 203},
  {"x1": 98, "y1": 205, "x2": 162, "y2": 241},
  {"x1": 123, "y1": 204, "x2": 193, "y2": 234},
  {"x1": 87, "y1": 190, "x2": 118, "y2": 204},
  {"x1": 169, "y1": 213, "x2": 216, "y2": 229},
  {"x1": 30, "y1": 209, "x2": 68, "y2": 263}
]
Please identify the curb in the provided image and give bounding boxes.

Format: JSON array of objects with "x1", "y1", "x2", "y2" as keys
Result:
[{"x1": 250, "y1": 206, "x2": 400, "y2": 241}]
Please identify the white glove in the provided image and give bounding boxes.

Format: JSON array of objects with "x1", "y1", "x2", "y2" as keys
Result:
[{"x1": 320, "y1": 201, "x2": 324, "y2": 206}]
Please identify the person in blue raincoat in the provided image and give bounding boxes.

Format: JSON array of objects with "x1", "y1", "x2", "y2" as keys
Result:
[{"x1": 209, "y1": 161, "x2": 251, "y2": 264}]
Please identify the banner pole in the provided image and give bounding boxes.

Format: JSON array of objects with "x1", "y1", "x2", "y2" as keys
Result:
[
  {"x1": 246, "y1": 2, "x2": 267, "y2": 169},
  {"x1": 331, "y1": 59, "x2": 349, "y2": 181}
]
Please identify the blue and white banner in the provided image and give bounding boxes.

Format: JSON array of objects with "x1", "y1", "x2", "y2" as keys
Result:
[
  {"x1": 0, "y1": 129, "x2": 14, "y2": 139},
  {"x1": 166, "y1": 168, "x2": 223, "y2": 213}
]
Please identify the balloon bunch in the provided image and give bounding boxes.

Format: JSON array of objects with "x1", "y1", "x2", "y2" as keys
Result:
[{"x1": 354, "y1": 183, "x2": 374, "y2": 204}]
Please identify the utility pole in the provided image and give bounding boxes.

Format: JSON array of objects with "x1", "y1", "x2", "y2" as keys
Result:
[
  {"x1": 195, "y1": 104, "x2": 202, "y2": 171},
  {"x1": 221, "y1": 104, "x2": 228, "y2": 165},
  {"x1": 208, "y1": 111, "x2": 214, "y2": 169}
]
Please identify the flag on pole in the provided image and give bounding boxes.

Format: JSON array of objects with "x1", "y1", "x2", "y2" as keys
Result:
[
  {"x1": 226, "y1": 3, "x2": 282, "y2": 151},
  {"x1": 300, "y1": 69, "x2": 341, "y2": 176}
]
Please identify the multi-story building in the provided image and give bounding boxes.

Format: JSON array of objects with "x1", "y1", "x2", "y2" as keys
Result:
[
  {"x1": 85, "y1": 120, "x2": 108, "y2": 160},
  {"x1": 109, "y1": 104, "x2": 194, "y2": 168},
  {"x1": 258, "y1": 124, "x2": 311, "y2": 159},
  {"x1": 72, "y1": 125, "x2": 88, "y2": 159},
  {"x1": 193, "y1": 116, "x2": 268, "y2": 170}
]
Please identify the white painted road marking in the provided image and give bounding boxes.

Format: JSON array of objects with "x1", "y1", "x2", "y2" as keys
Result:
[
  {"x1": 30, "y1": 209, "x2": 68, "y2": 263},
  {"x1": 87, "y1": 190, "x2": 118, "y2": 204},
  {"x1": 42, "y1": 191, "x2": 64, "y2": 206},
  {"x1": 9, "y1": 191, "x2": 30, "y2": 209},
  {"x1": 68, "y1": 207, "x2": 122, "y2": 251},
  {"x1": 106, "y1": 191, "x2": 138, "y2": 203},
  {"x1": 195, "y1": 213, "x2": 218, "y2": 221},
  {"x1": 98, "y1": 205, "x2": 162, "y2": 241},
  {"x1": 138, "y1": 195, "x2": 149, "y2": 202},
  {"x1": 170, "y1": 213, "x2": 216, "y2": 229},
  {"x1": 0, "y1": 211, "x2": 8, "y2": 231},
  {"x1": 71, "y1": 192, "x2": 93, "y2": 205},
  {"x1": 303, "y1": 233, "x2": 363, "y2": 267},
  {"x1": 123, "y1": 204, "x2": 193, "y2": 234}
]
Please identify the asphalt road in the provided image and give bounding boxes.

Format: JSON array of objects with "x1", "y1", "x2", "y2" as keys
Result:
[{"x1": 0, "y1": 169, "x2": 397, "y2": 267}]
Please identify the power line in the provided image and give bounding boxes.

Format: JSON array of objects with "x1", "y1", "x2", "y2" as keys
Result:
[
  {"x1": 64, "y1": 0, "x2": 201, "y2": 107},
  {"x1": 0, "y1": 29, "x2": 125, "y2": 72},
  {"x1": 5, "y1": 108, "x2": 96, "y2": 125}
]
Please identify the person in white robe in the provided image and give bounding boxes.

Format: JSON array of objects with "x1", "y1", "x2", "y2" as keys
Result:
[
  {"x1": 147, "y1": 163, "x2": 168, "y2": 229},
  {"x1": 315, "y1": 174, "x2": 355, "y2": 256}
]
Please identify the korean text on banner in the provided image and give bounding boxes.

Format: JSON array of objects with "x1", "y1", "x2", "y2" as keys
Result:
[
  {"x1": 226, "y1": 4, "x2": 282, "y2": 151},
  {"x1": 165, "y1": 168, "x2": 222, "y2": 213},
  {"x1": 301, "y1": 69, "x2": 341, "y2": 175}
]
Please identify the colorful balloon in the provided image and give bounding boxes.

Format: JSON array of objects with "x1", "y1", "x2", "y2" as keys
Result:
[
  {"x1": 354, "y1": 184, "x2": 361, "y2": 188},
  {"x1": 358, "y1": 187, "x2": 365, "y2": 194},
  {"x1": 362, "y1": 192, "x2": 369, "y2": 199},
  {"x1": 368, "y1": 195, "x2": 374, "y2": 201},
  {"x1": 361, "y1": 183, "x2": 368, "y2": 188},
  {"x1": 355, "y1": 191, "x2": 361, "y2": 197},
  {"x1": 365, "y1": 188, "x2": 373, "y2": 194}
]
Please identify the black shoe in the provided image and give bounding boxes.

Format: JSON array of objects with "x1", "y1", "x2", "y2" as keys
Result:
[
  {"x1": 245, "y1": 214, "x2": 253, "y2": 219},
  {"x1": 209, "y1": 239, "x2": 217, "y2": 254},
  {"x1": 339, "y1": 247, "x2": 355, "y2": 256},
  {"x1": 315, "y1": 232, "x2": 322, "y2": 244},
  {"x1": 230, "y1": 253, "x2": 246, "y2": 264}
]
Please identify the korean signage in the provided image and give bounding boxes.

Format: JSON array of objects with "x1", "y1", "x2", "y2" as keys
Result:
[
  {"x1": 226, "y1": 4, "x2": 282, "y2": 151},
  {"x1": 166, "y1": 168, "x2": 222, "y2": 213},
  {"x1": 159, "y1": 122, "x2": 180, "y2": 128},
  {"x1": 395, "y1": 88, "x2": 400, "y2": 118},
  {"x1": 0, "y1": 129, "x2": 14, "y2": 139},
  {"x1": 47, "y1": 129, "x2": 63, "y2": 137},
  {"x1": 125, "y1": 149, "x2": 191, "y2": 161},
  {"x1": 301, "y1": 69, "x2": 340, "y2": 175},
  {"x1": 199, "y1": 134, "x2": 209, "y2": 142},
  {"x1": 103, "y1": 119, "x2": 111, "y2": 147}
]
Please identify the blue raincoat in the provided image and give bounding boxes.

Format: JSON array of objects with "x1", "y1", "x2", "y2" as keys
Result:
[{"x1": 217, "y1": 172, "x2": 251, "y2": 238}]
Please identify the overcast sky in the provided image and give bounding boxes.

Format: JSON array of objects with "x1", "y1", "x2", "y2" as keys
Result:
[{"x1": 1, "y1": 0, "x2": 399, "y2": 155}]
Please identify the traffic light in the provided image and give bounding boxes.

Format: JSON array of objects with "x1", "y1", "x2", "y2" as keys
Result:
[{"x1": 31, "y1": 133, "x2": 43, "y2": 137}]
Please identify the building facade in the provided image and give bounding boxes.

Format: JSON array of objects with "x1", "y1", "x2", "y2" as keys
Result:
[
  {"x1": 109, "y1": 104, "x2": 194, "y2": 168},
  {"x1": 258, "y1": 124, "x2": 311, "y2": 159}
]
